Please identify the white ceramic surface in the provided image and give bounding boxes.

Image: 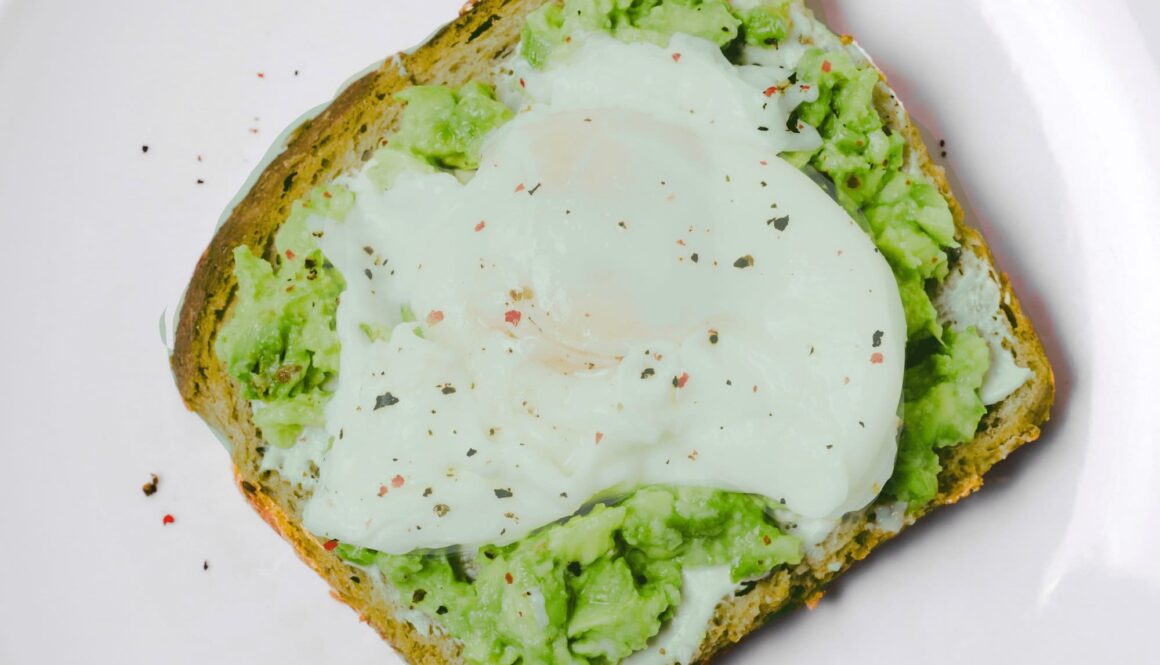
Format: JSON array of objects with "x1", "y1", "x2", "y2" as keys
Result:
[{"x1": 0, "y1": 1, "x2": 1157, "y2": 663}]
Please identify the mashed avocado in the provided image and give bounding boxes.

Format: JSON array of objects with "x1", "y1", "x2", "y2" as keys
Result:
[
  {"x1": 786, "y1": 48, "x2": 986, "y2": 502},
  {"x1": 391, "y1": 82, "x2": 513, "y2": 170},
  {"x1": 214, "y1": 190, "x2": 349, "y2": 447},
  {"x1": 521, "y1": 0, "x2": 794, "y2": 68},
  {"x1": 339, "y1": 487, "x2": 800, "y2": 664},
  {"x1": 214, "y1": 4, "x2": 995, "y2": 662}
]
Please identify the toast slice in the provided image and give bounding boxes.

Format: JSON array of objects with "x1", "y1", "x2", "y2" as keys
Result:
[{"x1": 171, "y1": 1, "x2": 1055, "y2": 662}]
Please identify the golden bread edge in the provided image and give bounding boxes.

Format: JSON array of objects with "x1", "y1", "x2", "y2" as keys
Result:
[{"x1": 170, "y1": 1, "x2": 1054, "y2": 663}]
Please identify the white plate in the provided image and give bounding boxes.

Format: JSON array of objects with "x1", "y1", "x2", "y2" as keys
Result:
[{"x1": 0, "y1": 1, "x2": 1157, "y2": 662}]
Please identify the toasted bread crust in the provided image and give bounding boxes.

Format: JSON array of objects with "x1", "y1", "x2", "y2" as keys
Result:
[{"x1": 171, "y1": 2, "x2": 1054, "y2": 663}]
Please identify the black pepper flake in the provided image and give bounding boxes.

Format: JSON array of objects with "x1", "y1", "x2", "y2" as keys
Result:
[
  {"x1": 709, "y1": 331, "x2": 719, "y2": 344},
  {"x1": 768, "y1": 215, "x2": 790, "y2": 231},
  {"x1": 141, "y1": 473, "x2": 159, "y2": 497},
  {"x1": 757, "y1": 126, "x2": 770, "y2": 132},
  {"x1": 434, "y1": 503, "x2": 450, "y2": 517},
  {"x1": 374, "y1": 392, "x2": 400, "y2": 409},
  {"x1": 363, "y1": 245, "x2": 374, "y2": 255},
  {"x1": 441, "y1": 385, "x2": 457, "y2": 395},
  {"x1": 939, "y1": 139, "x2": 946, "y2": 147},
  {"x1": 436, "y1": 606, "x2": 448, "y2": 615},
  {"x1": 858, "y1": 421, "x2": 865, "y2": 428},
  {"x1": 672, "y1": 375, "x2": 680, "y2": 387},
  {"x1": 364, "y1": 268, "x2": 373, "y2": 279},
  {"x1": 641, "y1": 368, "x2": 656, "y2": 379},
  {"x1": 690, "y1": 253, "x2": 699, "y2": 263},
  {"x1": 494, "y1": 488, "x2": 513, "y2": 499},
  {"x1": 560, "y1": 492, "x2": 568, "y2": 498},
  {"x1": 567, "y1": 561, "x2": 582, "y2": 576},
  {"x1": 466, "y1": 448, "x2": 477, "y2": 457},
  {"x1": 141, "y1": 145, "x2": 149, "y2": 153},
  {"x1": 203, "y1": 561, "x2": 209, "y2": 571},
  {"x1": 872, "y1": 330, "x2": 884, "y2": 348},
  {"x1": 196, "y1": 179, "x2": 205, "y2": 185},
  {"x1": 733, "y1": 255, "x2": 754, "y2": 269},
  {"x1": 351, "y1": 575, "x2": 361, "y2": 584},
  {"x1": 413, "y1": 589, "x2": 427, "y2": 603},
  {"x1": 423, "y1": 487, "x2": 433, "y2": 497},
  {"x1": 527, "y1": 182, "x2": 542, "y2": 196}
]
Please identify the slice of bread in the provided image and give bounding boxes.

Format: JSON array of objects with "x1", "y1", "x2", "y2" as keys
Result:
[{"x1": 171, "y1": 1, "x2": 1055, "y2": 662}]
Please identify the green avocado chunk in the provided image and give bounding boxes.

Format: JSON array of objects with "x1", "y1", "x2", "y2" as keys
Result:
[
  {"x1": 888, "y1": 328, "x2": 990, "y2": 504},
  {"x1": 392, "y1": 82, "x2": 513, "y2": 170},
  {"x1": 521, "y1": 0, "x2": 746, "y2": 68},
  {"x1": 353, "y1": 487, "x2": 801, "y2": 665},
  {"x1": 214, "y1": 194, "x2": 347, "y2": 448},
  {"x1": 790, "y1": 48, "x2": 957, "y2": 341}
]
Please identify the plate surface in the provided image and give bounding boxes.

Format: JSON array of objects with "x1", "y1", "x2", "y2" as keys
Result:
[{"x1": 0, "y1": 1, "x2": 1157, "y2": 663}]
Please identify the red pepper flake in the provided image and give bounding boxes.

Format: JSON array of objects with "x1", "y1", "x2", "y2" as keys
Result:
[
  {"x1": 800, "y1": 84, "x2": 811, "y2": 91},
  {"x1": 676, "y1": 372, "x2": 690, "y2": 389},
  {"x1": 427, "y1": 310, "x2": 445, "y2": 326},
  {"x1": 391, "y1": 474, "x2": 406, "y2": 488},
  {"x1": 248, "y1": 128, "x2": 259, "y2": 134},
  {"x1": 676, "y1": 239, "x2": 686, "y2": 246},
  {"x1": 504, "y1": 572, "x2": 514, "y2": 584},
  {"x1": 285, "y1": 249, "x2": 296, "y2": 260},
  {"x1": 323, "y1": 539, "x2": 339, "y2": 552},
  {"x1": 688, "y1": 449, "x2": 698, "y2": 461},
  {"x1": 595, "y1": 432, "x2": 604, "y2": 444},
  {"x1": 504, "y1": 310, "x2": 522, "y2": 326},
  {"x1": 257, "y1": 72, "x2": 266, "y2": 78},
  {"x1": 752, "y1": 385, "x2": 759, "y2": 393},
  {"x1": 760, "y1": 160, "x2": 768, "y2": 166},
  {"x1": 378, "y1": 485, "x2": 389, "y2": 497},
  {"x1": 870, "y1": 352, "x2": 884, "y2": 364},
  {"x1": 763, "y1": 86, "x2": 778, "y2": 97},
  {"x1": 821, "y1": 60, "x2": 832, "y2": 73},
  {"x1": 519, "y1": 78, "x2": 526, "y2": 88},
  {"x1": 474, "y1": 220, "x2": 486, "y2": 232},
  {"x1": 671, "y1": 52, "x2": 682, "y2": 62},
  {"x1": 322, "y1": 190, "x2": 332, "y2": 199},
  {"x1": 515, "y1": 183, "x2": 526, "y2": 193},
  {"x1": 763, "y1": 534, "x2": 772, "y2": 545},
  {"x1": 162, "y1": 514, "x2": 175, "y2": 525}
]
